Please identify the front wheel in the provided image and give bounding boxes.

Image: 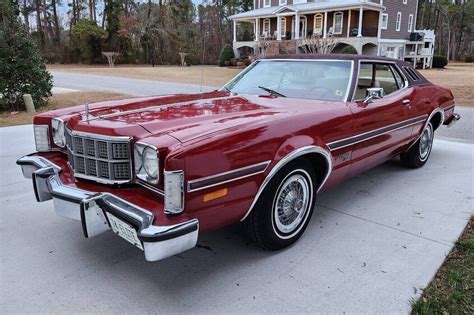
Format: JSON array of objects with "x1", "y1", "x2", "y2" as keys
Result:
[
  {"x1": 242, "y1": 159, "x2": 317, "y2": 250},
  {"x1": 400, "y1": 122, "x2": 434, "y2": 168}
]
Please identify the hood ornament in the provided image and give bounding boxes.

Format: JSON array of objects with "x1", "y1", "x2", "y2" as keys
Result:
[{"x1": 84, "y1": 103, "x2": 89, "y2": 121}]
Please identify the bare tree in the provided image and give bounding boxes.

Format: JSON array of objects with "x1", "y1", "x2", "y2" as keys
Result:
[{"x1": 297, "y1": 35, "x2": 338, "y2": 54}]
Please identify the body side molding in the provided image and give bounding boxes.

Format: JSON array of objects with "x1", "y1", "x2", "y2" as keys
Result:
[{"x1": 240, "y1": 145, "x2": 332, "y2": 221}]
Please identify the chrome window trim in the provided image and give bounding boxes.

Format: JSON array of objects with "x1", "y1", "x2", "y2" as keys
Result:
[
  {"x1": 240, "y1": 146, "x2": 332, "y2": 222},
  {"x1": 326, "y1": 114, "x2": 428, "y2": 151},
  {"x1": 187, "y1": 161, "x2": 271, "y2": 193},
  {"x1": 222, "y1": 59, "x2": 355, "y2": 103},
  {"x1": 352, "y1": 60, "x2": 409, "y2": 102}
]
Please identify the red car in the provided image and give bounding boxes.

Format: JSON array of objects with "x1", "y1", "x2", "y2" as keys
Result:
[{"x1": 18, "y1": 55, "x2": 460, "y2": 261}]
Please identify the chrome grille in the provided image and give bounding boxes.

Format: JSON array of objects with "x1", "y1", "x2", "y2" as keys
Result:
[{"x1": 65, "y1": 128, "x2": 132, "y2": 184}]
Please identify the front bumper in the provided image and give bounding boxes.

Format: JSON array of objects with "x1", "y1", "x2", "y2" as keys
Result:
[{"x1": 17, "y1": 155, "x2": 198, "y2": 262}]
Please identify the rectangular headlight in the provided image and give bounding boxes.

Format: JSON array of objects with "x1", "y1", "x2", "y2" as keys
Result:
[
  {"x1": 34, "y1": 125, "x2": 50, "y2": 152},
  {"x1": 134, "y1": 142, "x2": 159, "y2": 184},
  {"x1": 51, "y1": 118, "x2": 65, "y2": 148},
  {"x1": 164, "y1": 170, "x2": 184, "y2": 214}
]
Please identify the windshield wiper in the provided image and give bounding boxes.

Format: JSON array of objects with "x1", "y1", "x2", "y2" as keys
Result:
[{"x1": 258, "y1": 86, "x2": 286, "y2": 98}]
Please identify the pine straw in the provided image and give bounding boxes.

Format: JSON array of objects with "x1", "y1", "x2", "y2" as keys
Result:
[{"x1": 0, "y1": 91, "x2": 131, "y2": 127}]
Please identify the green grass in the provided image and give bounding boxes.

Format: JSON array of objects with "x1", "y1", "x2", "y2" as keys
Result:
[{"x1": 411, "y1": 217, "x2": 474, "y2": 314}]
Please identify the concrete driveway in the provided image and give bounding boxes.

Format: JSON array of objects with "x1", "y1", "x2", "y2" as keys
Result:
[{"x1": 0, "y1": 123, "x2": 472, "y2": 313}]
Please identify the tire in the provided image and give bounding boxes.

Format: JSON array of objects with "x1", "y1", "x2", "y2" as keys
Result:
[
  {"x1": 242, "y1": 158, "x2": 317, "y2": 250},
  {"x1": 400, "y1": 122, "x2": 434, "y2": 168}
]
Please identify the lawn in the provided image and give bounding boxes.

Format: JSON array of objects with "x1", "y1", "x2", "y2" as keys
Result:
[
  {"x1": 412, "y1": 216, "x2": 473, "y2": 314},
  {"x1": 48, "y1": 64, "x2": 242, "y2": 87},
  {"x1": 48, "y1": 62, "x2": 474, "y2": 107},
  {"x1": 419, "y1": 62, "x2": 474, "y2": 107},
  {"x1": 0, "y1": 91, "x2": 130, "y2": 127}
]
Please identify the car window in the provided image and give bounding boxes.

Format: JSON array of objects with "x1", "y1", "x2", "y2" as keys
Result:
[
  {"x1": 354, "y1": 62, "x2": 403, "y2": 101},
  {"x1": 225, "y1": 60, "x2": 352, "y2": 102}
]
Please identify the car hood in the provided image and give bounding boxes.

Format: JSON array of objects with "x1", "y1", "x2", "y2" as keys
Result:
[{"x1": 67, "y1": 91, "x2": 290, "y2": 143}]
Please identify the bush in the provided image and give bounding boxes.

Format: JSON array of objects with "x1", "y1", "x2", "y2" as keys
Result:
[
  {"x1": 432, "y1": 55, "x2": 448, "y2": 68},
  {"x1": 218, "y1": 44, "x2": 235, "y2": 65},
  {"x1": 0, "y1": 1, "x2": 53, "y2": 110},
  {"x1": 465, "y1": 55, "x2": 473, "y2": 63},
  {"x1": 243, "y1": 58, "x2": 251, "y2": 66},
  {"x1": 340, "y1": 45, "x2": 358, "y2": 54}
]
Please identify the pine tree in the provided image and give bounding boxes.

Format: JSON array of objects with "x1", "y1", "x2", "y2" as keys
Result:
[{"x1": 0, "y1": 0, "x2": 53, "y2": 110}]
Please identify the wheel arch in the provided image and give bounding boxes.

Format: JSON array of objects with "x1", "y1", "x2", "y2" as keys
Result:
[{"x1": 240, "y1": 145, "x2": 332, "y2": 221}]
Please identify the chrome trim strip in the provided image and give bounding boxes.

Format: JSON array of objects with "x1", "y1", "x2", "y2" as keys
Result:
[
  {"x1": 443, "y1": 105, "x2": 455, "y2": 112},
  {"x1": 164, "y1": 170, "x2": 185, "y2": 214},
  {"x1": 327, "y1": 115, "x2": 428, "y2": 151},
  {"x1": 240, "y1": 146, "x2": 332, "y2": 222},
  {"x1": 66, "y1": 129, "x2": 132, "y2": 142},
  {"x1": 187, "y1": 161, "x2": 271, "y2": 193}
]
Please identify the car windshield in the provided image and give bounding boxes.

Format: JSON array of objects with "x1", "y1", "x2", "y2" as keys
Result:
[{"x1": 224, "y1": 60, "x2": 352, "y2": 101}]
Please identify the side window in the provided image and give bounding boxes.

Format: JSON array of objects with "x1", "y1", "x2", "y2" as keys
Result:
[
  {"x1": 354, "y1": 63, "x2": 403, "y2": 101},
  {"x1": 374, "y1": 64, "x2": 399, "y2": 95}
]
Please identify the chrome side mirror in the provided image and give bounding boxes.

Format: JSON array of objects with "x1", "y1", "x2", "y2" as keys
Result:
[{"x1": 364, "y1": 87, "x2": 385, "y2": 104}]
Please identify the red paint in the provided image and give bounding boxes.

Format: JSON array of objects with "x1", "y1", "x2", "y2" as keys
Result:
[{"x1": 31, "y1": 56, "x2": 456, "y2": 232}]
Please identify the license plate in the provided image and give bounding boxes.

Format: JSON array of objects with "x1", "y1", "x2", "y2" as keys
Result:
[{"x1": 106, "y1": 212, "x2": 143, "y2": 250}]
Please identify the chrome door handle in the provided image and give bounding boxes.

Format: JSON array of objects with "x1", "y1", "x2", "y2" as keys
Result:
[{"x1": 402, "y1": 99, "x2": 411, "y2": 106}]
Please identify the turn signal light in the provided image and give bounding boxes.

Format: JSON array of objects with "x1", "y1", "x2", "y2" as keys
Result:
[{"x1": 203, "y1": 188, "x2": 228, "y2": 202}]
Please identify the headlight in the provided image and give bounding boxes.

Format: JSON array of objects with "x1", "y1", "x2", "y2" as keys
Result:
[
  {"x1": 134, "y1": 142, "x2": 159, "y2": 184},
  {"x1": 164, "y1": 170, "x2": 184, "y2": 214},
  {"x1": 51, "y1": 118, "x2": 65, "y2": 148},
  {"x1": 34, "y1": 125, "x2": 50, "y2": 152}
]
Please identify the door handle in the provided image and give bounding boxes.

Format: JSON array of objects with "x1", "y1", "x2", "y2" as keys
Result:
[{"x1": 402, "y1": 99, "x2": 411, "y2": 106}]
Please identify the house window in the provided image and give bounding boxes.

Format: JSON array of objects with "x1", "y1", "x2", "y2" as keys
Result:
[
  {"x1": 293, "y1": 0, "x2": 307, "y2": 4},
  {"x1": 264, "y1": 0, "x2": 270, "y2": 8},
  {"x1": 396, "y1": 12, "x2": 402, "y2": 32},
  {"x1": 403, "y1": 0, "x2": 407, "y2": 4},
  {"x1": 280, "y1": 17, "x2": 287, "y2": 38},
  {"x1": 279, "y1": 0, "x2": 287, "y2": 5},
  {"x1": 299, "y1": 16, "x2": 308, "y2": 38},
  {"x1": 381, "y1": 13, "x2": 388, "y2": 30},
  {"x1": 408, "y1": 14, "x2": 414, "y2": 32},
  {"x1": 263, "y1": 18, "x2": 271, "y2": 37},
  {"x1": 333, "y1": 12, "x2": 343, "y2": 35},
  {"x1": 314, "y1": 14, "x2": 323, "y2": 36}
]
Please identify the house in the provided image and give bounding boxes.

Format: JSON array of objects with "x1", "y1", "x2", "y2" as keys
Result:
[{"x1": 230, "y1": 0, "x2": 435, "y2": 68}]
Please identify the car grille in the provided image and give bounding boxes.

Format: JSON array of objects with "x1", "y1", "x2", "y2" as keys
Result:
[{"x1": 65, "y1": 128, "x2": 132, "y2": 184}]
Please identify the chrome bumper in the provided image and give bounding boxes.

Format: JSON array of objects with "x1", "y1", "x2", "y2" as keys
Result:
[
  {"x1": 17, "y1": 155, "x2": 198, "y2": 262},
  {"x1": 446, "y1": 112, "x2": 461, "y2": 128}
]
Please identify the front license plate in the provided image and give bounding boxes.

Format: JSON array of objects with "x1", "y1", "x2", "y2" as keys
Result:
[{"x1": 106, "y1": 212, "x2": 143, "y2": 250}]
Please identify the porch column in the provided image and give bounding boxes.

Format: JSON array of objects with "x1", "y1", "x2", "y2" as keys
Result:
[
  {"x1": 357, "y1": 7, "x2": 363, "y2": 37},
  {"x1": 294, "y1": 14, "x2": 300, "y2": 40},
  {"x1": 233, "y1": 20, "x2": 237, "y2": 42},
  {"x1": 277, "y1": 17, "x2": 282, "y2": 40},
  {"x1": 323, "y1": 11, "x2": 328, "y2": 38},
  {"x1": 347, "y1": 10, "x2": 352, "y2": 37},
  {"x1": 255, "y1": 18, "x2": 260, "y2": 41}
]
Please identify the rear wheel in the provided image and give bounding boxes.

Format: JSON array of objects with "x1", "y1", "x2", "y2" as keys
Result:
[
  {"x1": 243, "y1": 158, "x2": 317, "y2": 250},
  {"x1": 401, "y1": 122, "x2": 434, "y2": 168}
]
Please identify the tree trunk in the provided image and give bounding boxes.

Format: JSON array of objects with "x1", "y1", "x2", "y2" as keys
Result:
[
  {"x1": 51, "y1": 0, "x2": 60, "y2": 44},
  {"x1": 34, "y1": 0, "x2": 45, "y2": 49},
  {"x1": 22, "y1": 0, "x2": 30, "y2": 30}
]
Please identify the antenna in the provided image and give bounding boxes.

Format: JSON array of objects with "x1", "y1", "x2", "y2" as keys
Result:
[{"x1": 200, "y1": 31, "x2": 208, "y2": 93}]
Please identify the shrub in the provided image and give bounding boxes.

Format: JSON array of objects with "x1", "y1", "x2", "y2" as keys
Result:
[
  {"x1": 432, "y1": 55, "x2": 448, "y2": 68},
  {"x1": 0, "y1": 1, "x2": 53, "y2": 110},
  {"x1": 218, "y1": 44, "x2": 235, "y2": 65},
  {"x1": 243, "y1": 58, "x2": 251, "y2": 66},
  {"x1": 340, "y1": 45, "x2": 358, "y2": 54},
  {"x1": 465, "y1": 55, "x2": 473, "y2": 63}
]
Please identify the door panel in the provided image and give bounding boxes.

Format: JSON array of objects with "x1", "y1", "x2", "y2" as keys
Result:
[{"x1": 346, "y1": 62, "x2": 418, "y2": 177}]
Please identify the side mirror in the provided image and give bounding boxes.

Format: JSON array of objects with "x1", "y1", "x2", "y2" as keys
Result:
[{"x1": 364, "y1": 87, "x2": 385, "y2": 104}]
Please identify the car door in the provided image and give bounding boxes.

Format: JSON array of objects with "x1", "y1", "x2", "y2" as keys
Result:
[{"x1": 345, "y1": 61, "x2": 418, "y2": 177}]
